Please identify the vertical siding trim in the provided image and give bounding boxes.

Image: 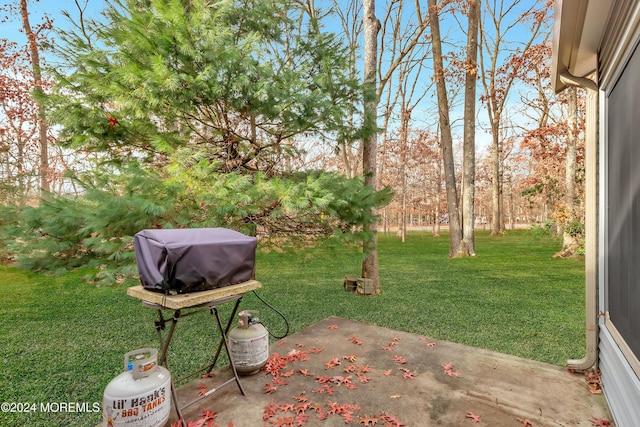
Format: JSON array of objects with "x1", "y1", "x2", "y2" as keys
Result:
[
  {"x1": 599, "y1": 0, "x2": 640, "y2": 90},
  {"x1": 599, "y1": 4, "x2": 640, "y2": 425}
]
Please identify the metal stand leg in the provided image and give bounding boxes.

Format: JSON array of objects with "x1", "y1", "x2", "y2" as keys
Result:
[
  {"x1": 152, "y1": 308, "x2": 185, "y2": 425},
  {"x1": 143, "y1": 295, "x2": 246, "y2": 426},
  {"x1": 212, "y1": 305, "x2": 245, "y2": 396},
  {"x1": 154, "y1": 309, "x2": 181, "y2": 368},
  {"x1": 206, "y1": 298, "x2": 243, "y2": 375},
  {"x1": 170, "y1": 380, "x2": 185, "y2": 427}
]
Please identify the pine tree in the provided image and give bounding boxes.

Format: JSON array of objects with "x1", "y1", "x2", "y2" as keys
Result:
[
  {"x1": 8, "y1": 0, "x2": 390, "y2": 283},
  {"x1": 47, "y1": 0, "x2": 363, "y2": 168}
]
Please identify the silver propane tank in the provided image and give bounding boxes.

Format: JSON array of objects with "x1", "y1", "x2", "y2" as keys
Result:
[
  {"x1": 102, "y1": 348, "x2": 171, "y2": 427},
  {"x1": 228, "y1": 310, "x2": 269, "y2": 375}
]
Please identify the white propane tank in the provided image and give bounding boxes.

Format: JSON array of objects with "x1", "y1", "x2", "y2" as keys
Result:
[
  {"x1": 102, "y1": 348, "x2": 171, "y2": 427},
  {"x1": 228, "y1": 310, "x2": 269, "y2": 375}
]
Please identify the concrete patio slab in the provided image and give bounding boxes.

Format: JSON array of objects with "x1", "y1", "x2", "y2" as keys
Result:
[{"x1": 168, "y1": 317, "x2": 612, "y2": 426}]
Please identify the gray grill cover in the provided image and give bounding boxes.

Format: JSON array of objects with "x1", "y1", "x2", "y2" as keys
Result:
[{"x1": 133, "y1": 228, "x2": 257, "y2": 293}]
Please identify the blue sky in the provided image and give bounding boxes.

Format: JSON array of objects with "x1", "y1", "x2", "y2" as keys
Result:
[{"x1": 3, "y1": 0, "x2": 106, "y2": 45}]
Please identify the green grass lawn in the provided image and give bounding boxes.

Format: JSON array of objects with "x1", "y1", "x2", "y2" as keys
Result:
[{"x1": 0, "y1": 230, "x2": 585, "y2": 427}]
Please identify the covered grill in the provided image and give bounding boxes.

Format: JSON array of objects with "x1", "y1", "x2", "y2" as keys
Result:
[{"x1": 133, "y1": 228, "x2": 257, "y2": 294}]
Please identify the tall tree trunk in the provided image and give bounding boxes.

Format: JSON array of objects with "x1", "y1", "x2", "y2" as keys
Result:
[
  {"x1": 490, "y1": 126, "x2": 501, "y2": 234},
  {"x1": 16, "y1": 136, "x2": 26, "y2": 205},
  {"x1": 20, "y1": 0, "x2": 49, "y2": 194},
  {"x1": 561, "y1": 86, "x2": 579, "y2": 254},
  {"x1": 362, "y1": 0, "x2": 381, "y2": 293},
  {"x1": 427, "y1": 0, "x2": 464, "y2": 257},
  {"x1": 399, "y1": 105, "x2": 410, "y2": 243},
  {"x1": 462, "y1": 0, "x2": 479, "y2": 256},
  {"x1": 434, "y1": 157, "x2": 442, "y2": 237}
]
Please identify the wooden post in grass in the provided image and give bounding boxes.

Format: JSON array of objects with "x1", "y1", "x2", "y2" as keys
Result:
[
  {"x1": 344, "y1": 275, "x2": 359, "y2": 292},
  {"x1": 344, "y1": 275, "x2": 376, "y2": 295},
  {"x1": 356, "y1": 278, "x2": 375, "y2": 296}
]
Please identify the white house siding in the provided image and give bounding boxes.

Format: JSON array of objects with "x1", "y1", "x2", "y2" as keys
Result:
[{"x1": 599, "y1": 327, "x2": 640, "y2": 426}]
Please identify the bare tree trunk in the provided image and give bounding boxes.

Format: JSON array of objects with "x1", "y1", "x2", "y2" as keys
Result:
[
  {"x1": 398, "y1": 101, "x2": 411, "y2": 243},
  {"x1": 560, "y1": 86, "x2": 579, "y2": 254},
  {"x1": 401, "y1": 173, "x2": 407, "y2": 242},
  {"x1": 20, "y1": 0, "x2": 49, "y2": 194},
  {"x1": 490, "y1": 128, "x2": 501, "y2": 234},
  {"x1": 462, "y1": 0, "x2": 479, "y2": 256},
  {"x1": 362, "y1": 0, "x2": 381, "y2": 293},
  {"x1": 499, "y1": 165, "x2": 505, "y2": 229},
  {"x1": 509, "y1": 179, "x2": 514, "y2": 230},
  {"x1": 427, "y1": 0, "x2": 464, "y2": 257},
  {"x1": 434, "y1": 158, "x2": 442, "y2": 237},
  {"x1": 16, "y1": 136, "x2": 26, "y2": 204}
]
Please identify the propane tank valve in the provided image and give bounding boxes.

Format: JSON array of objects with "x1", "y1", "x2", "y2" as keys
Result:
[
  {"x1": 237, "y1": 310, "x2": 260, "y2": 328},
  {"x1": 229, "y1": 310, "x2": 269, "y2": 375}
]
